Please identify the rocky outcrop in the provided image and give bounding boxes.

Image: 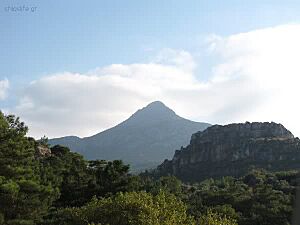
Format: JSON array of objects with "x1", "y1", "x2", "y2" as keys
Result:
[
  {"x1": 157, "y1": 122, "x2": 300, "y2": 182},
  {"x1": 35, "y1": 145, "x2": 51, "y2": 159}
]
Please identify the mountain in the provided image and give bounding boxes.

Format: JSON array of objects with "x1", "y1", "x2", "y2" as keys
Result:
[
  {"x1": 156, "y1": 122, "x2": 300, "y2": 182},
  {"x1": 49, "y1": 101, "x2": 211, "y2": 170}
]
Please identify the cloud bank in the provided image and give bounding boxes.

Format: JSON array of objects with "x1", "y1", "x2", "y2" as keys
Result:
[
  {"x1": 0, "y1": 79, "x2": 9, "y2": 100},
  {"x1": 12, "y1": 24, "x2": 300, "y2": 138},
  {"x1": 207, "y1": 24, "x2": 300, "y2": 136}
]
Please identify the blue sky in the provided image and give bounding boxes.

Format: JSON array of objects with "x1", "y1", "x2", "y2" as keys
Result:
[
  {"x1": 1, "y1": 1, "x2": 300, "y2": 138},
  {"x1": 2, "y1": 0, "x2": 300, "y2": 82}
]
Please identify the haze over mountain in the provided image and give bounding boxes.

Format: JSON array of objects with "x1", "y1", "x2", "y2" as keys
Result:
[{"x1": 49, "y1": 101, "x2": 211, "y2": 170}]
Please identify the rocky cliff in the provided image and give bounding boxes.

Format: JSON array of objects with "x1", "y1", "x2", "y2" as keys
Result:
[{"x1": 157, "y1": 122, "x2": 300, "y2": 182}]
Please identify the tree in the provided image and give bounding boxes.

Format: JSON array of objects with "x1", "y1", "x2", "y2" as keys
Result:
[
  {"x1": 38, "y1": 135, "x2": 50, "y2": 147},
  {"x1": 87, "y1": 160, "x2": 137, "y2": 197},
  {"x1": 197, "y1": 209, "x2": 238, "y2": 225},
  {"x1": 185, "y1": 169, "x2": 296, "y2": 225},
  {"x1": 0, "y1": 112, "x2": 57, "y2": 224},
  {"x1": 60, "y1": 191, "x2": 195, "y2": 225},
  {"x1": 40, "y1": 145, "x2": 92, "y2": 207}
]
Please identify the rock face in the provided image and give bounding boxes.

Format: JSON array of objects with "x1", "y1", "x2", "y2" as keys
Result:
[
  {"x1": 157, "y1": 122, "x2": 300, "y2": 182},
  {"x1": 49, "y1": 101, "x2": 210, "y2": 171},
  {"x1": 35, "y1": 145, "x2": 51, "y2": 159}
]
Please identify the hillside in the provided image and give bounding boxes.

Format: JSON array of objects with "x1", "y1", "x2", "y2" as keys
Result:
[
  {"x1": 157, "y1": 122, "x2": 300, "y2": 182},
  {"x1": 49, "y1": 101, "x2": 211, "y2": 170}
]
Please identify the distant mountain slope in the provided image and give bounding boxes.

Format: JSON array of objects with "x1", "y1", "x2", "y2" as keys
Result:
[
  {"x1": 156, "y1": 122, "x2": 300, "y2": 182},
  {"x1": 49, "y1": 101, "x2": 211, "y2": 170}
]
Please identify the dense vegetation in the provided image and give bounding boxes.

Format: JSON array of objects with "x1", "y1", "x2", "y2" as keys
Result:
[{"x1": 0, "y1": 112, "x2": 298, "y2": 224}]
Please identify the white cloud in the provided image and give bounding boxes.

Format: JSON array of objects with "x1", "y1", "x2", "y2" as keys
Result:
[
  {"x1": 11, "y1": 24, "x2": 300, "y2": 138},
  {"x1": 206, "y1": 24, "x2": 300, "y2": 136},
  {"x1": 152, "y1": 48, "x2": 197, "y2": 73},
  {"x1": 14, "y1": 51, "x2": 201, "y2": 138},
  {"x1": 0, "y1": 79, "x2": 9, "y2": 100}
]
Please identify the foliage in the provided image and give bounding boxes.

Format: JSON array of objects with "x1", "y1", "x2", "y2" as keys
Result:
[
  {"x1": 0, "y1": 112, "x2": 298, "y2": 225},
  {"x1": 0, "y1": 113, "x2": 58, "y2": 224},
  {"x1": 60, "y1": 191, "x2": 195, "y2": 225},
  {"x1": 185, "y1": 169, "x2": 297, "y2": 225},
  {"x1": 40, "y1": 148, "x2": 142, "y2": 210},
  {"x1": 197, "y1": 209, "x2": 238, "y2": 225},
  {"x1": 40, "y1": 145, "x2": 91, "y2": 207},
  {"x1": 138, "y1": 175, "x2": 183, "y2": 197},
  {"x1": 87, "y1": 159, "x2": 136, "y2": 197},
  {"x1": 38, "y1": 135, "x2": 50, "y2": 147}
]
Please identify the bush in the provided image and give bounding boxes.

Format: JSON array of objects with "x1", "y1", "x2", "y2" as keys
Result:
[{"x1": 61, "y1": 191, "x2": 195, "y2": 225}]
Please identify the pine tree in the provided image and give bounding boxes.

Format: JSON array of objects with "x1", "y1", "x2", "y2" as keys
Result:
[{"x1": 0, "y1": 112, "x2": 57, "y2": 225}]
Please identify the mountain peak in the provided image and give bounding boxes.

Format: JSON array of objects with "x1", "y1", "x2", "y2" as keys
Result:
[
  {"x1": 136, "y1": 101, "x2": 176, "y2": 116},
  {"x1": 124, "y1": 101, "x2": 178, "y2": 126},
  {"x1": 146, "y1": 101, "x2": 166, "y2": 108}
]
